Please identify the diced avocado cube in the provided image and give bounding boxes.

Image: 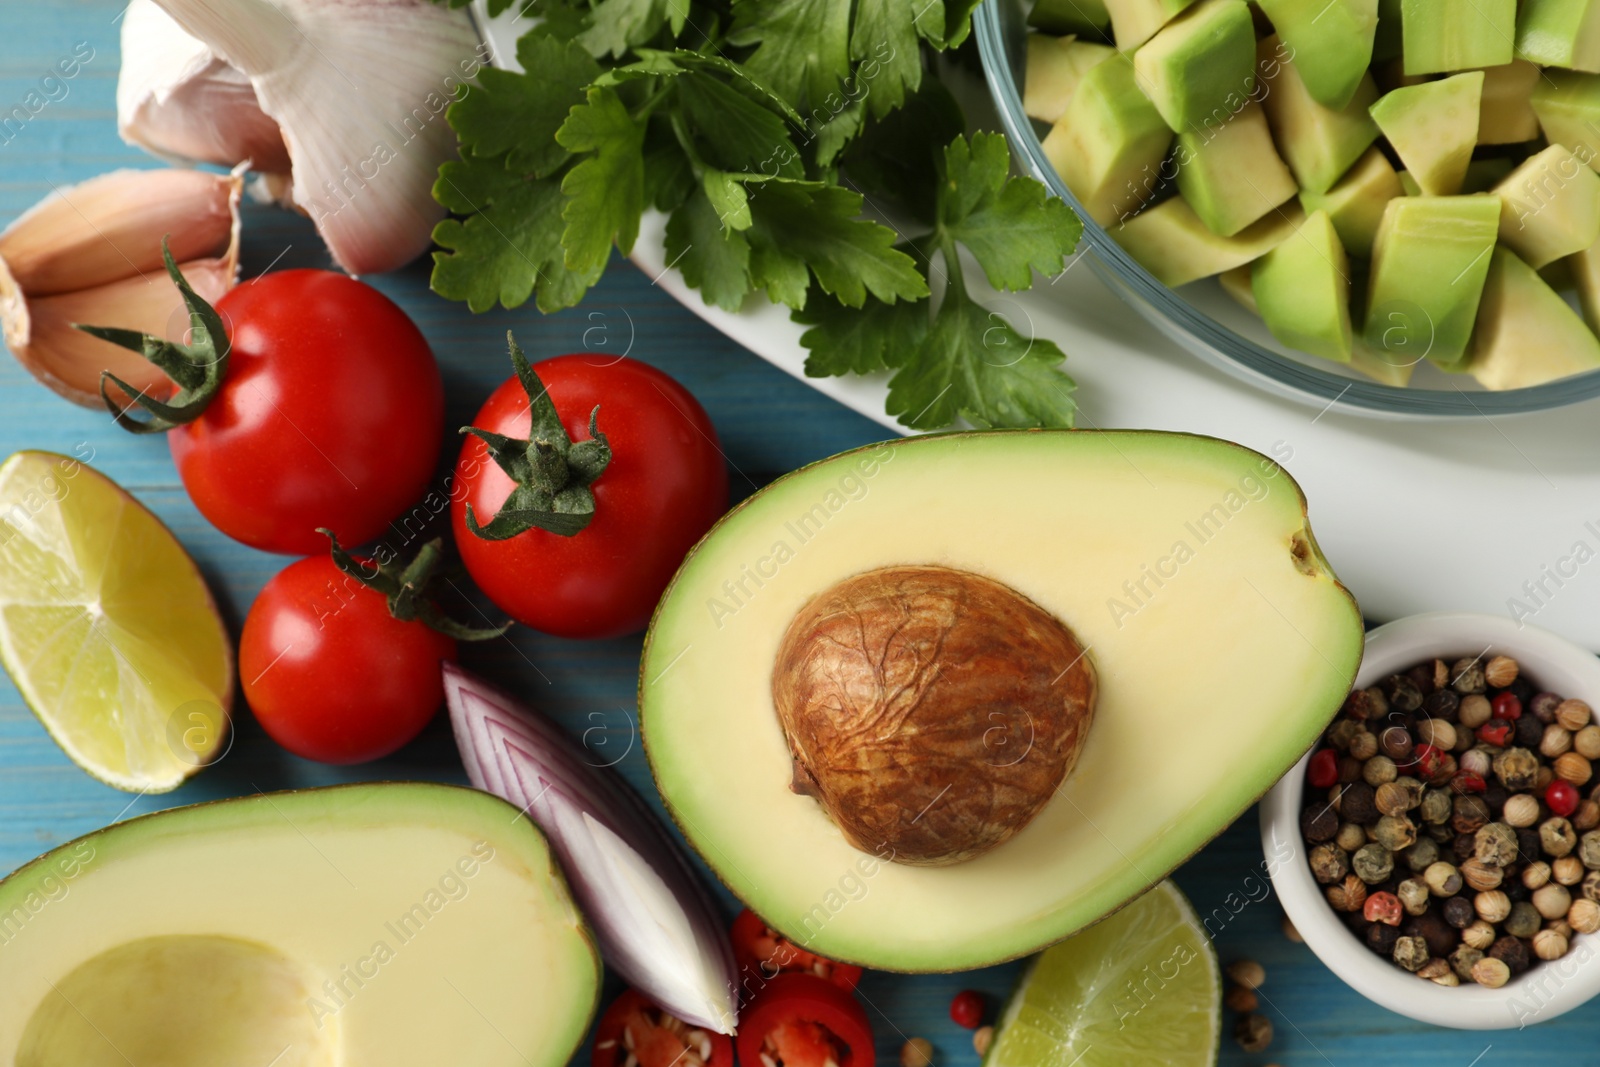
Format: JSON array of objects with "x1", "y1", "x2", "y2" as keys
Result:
[
  {"x1": 1468, "y1": 246, "x2": 1600, "y2": 388},
  {"x1": 1258, "y1": 35, "x2": 1382, "y2": 193},
  {"x1": 1369, "y1": 72, "x2": 1484, "y2": 196},
  {"x1": 1043, "y1": 54, "x2": 1174, "y2": 225},
  {"x1": 1464, "y1": 157, "x2": 1517, "y2": 192},
  {"x1": 1218, "y1": 263, "x2": 1259, "y2": 312},
  {"x1": 1374, "y1": 0, "x2": 1404, "y2": 62},
  {"x1": 1133, "y1": 0, "x2": 1256, "y2": 132},
  {"x1": 1363, "y1": 195, "x2": 1501, "y2": 368},
  {"x1": 1531, "y1": 71, "x2": 1600, "y2": 172},
  {"x1": 1025, "y1": 35, "x2": 1116, "y2": 122},
  {"x1": 1176, "y1": 101, "x2": 1298, "y2": 235},
  {"x1": 1477, "y1": 61, "x2": 1543, "y2": 144},
  {"x1": 1572, "y1": 239, "x2": 1600, "y2": 330},
  {"x1": 1113, "y1": 196, "x2": 1303, "y2": 286},
  {"x1": 1252, "y1": 210, "x2": 1355, "y2": 362},
  {"x1": 1515, "y1": 0, "x2": 1600, "y2": 73},
  {"x1": 1255, "y1": 0, "x2": 1379, "y2": 108},
  {"x1": 1030, "y1": 0, "x2": 1113, "y2": 36},
  {"x1": 1397, "y1": 170, "x2": 1422, "y2": 196},
  {"x1": 1299, "y1": 147, "x2": 1404, "y2": 257},
  {"x1": 1104, "y1": 0, "x2": 1201, "y2": 49},
  {"x1": 1400, "y1": 0, "x2": 1515, "y2": 75},
  {"x1": 1493, "y1": 144, "x2": 1600, "y2": 267}
]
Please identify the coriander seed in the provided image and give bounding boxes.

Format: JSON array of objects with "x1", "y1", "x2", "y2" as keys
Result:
[
  {"x1": 1503, "y1": 793, "x2": 1542, "y2": 828},
  {"x1": 1569, "y1": 898, "x2": 1600, "y2": 933},
  {"x1": 1430, "y1": 970, "x2": 1461, "y2": 987},
  {"x1": 1327, "y1": 874, "x2": 1367, "y2": 912},
  {"x1": 1472, "y1": 956, "x2": 1511, "y2": 988},
  {"x1": 1557, "y1": 698, "x2": 1594, "y2": 732},
  {"x1": 1416, "y1": 958, "x2": 1452, "y2": 981},
  {"x1": 1554, "y1": 856, "x2": 1584, "y2": 885},
  {"x1": 1549, "y1": 919, "x2": 1574, "y2": 940},
  {"x1": 1224, "y1": 985, "x2": 1257, "y2": 1013},
  {"x1": 1485, "y1": 656, "x2": 1519, "y2": 689},
  {"x1": 1534, "y1": 883, "x2": 1573, "y2": 920},
  {"x1": 1419, "y1": 720, "x2": 1457, "y2": 753},
  {"x1": 1461, "y1": 858, "x2": 1504, "y2": 892},
  {"x1": 1555, "y1": 751, "x2": 1594, "y2": 786},
  {"x1": 1574, "y1": 800, "x2": 1600, "y2": 832},
  {"x1": 1523, "y1": 861, "x2": 1553, "y2": 890},
  {"x1": 1349, "y1": 730, "x2": 1378, "y2": 761},
  {"x1": 1225, "y1": 959, "x2": 1265, "y2": 990},
  {"x1": 1534, "y1": 928, "x2": 1570, "y2": 961},
  {"x1": 1542, "y1": 725, "x2": 1574, "y2": 759},
  {"x1": 1575, "y1": 726, "x2": 1600, "y2": 761},
  {"x1": 1475, "y1": 889, "x2": 1512, "y2": 924},
  {"x1": 1233, "y1": 1014, "x2": 1272, "y2": 1053},
  {"x1": 1463, "y1": 920, "x2": 1497, "y2": 950}
]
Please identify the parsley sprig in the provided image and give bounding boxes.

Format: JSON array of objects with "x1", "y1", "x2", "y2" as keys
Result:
[{"x1": 428, "y1": 0, "x2": 1083, "y2": 428}]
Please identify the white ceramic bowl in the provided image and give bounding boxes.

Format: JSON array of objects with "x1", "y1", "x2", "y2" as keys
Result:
[{"x1": 1262, "y1": 612, "x2": 1600, "y2": 1029}]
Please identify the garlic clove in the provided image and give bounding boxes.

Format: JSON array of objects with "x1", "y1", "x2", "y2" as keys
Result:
[
  {"x1": 9, "y1": 258, "x2": 235, "y2": 407},
  {"x1": 117, "y1": 0, "x2": 290, "y2": 173},
  {"x1": 149, "y1": 0, "x2": 485, "y2": 276},
  {"x1": 0, "y1": 168, "x2": 241, "y2": 407},
  {"x1": 0, "y1": 168, "x2": 241, "y2": 296}
]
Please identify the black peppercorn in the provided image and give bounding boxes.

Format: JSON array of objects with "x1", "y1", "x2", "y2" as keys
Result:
[
  {"x1": 1301, "y1": 805, "x2": 1338, "y2": 843},
  {"x1": 1518, "y1": 827, "x2": 1543, "y2": 865},
  {"x1": 1404, "y1": 910, "x2": 1459, "y2": 958},
  {"x1": 1423, "y1": 689, "x2": 1459, "y2": 722},
  {"x1": 1483, "y1": 785, "x2": 1510, "y2": 814},
  {"x1": 1342, "y1": 782, "x2": 1379, "y2": 825},
  {"x1": 1510, "y1": 678, "x2": 1535, "y2": 705},
  {"x1": 1453, "y1": 795, "x2": 1491, "y2": 834},
  {"x1": 1406, "y1": 664, "x2": 1436, "y2": 697},
  {"x1": 1366, "y1": 920, "x2": 1402, "y2": 956},
  {"x1": 1505, "y1": 881, "x2": 1530, "y2": 903},
  {"x1": 1490, "y1": 935, "x2": 1532, "y2": 975},
  {"x1": 1515, "y1": 714, "x2": 1545, "y2": 749},
  {"x1": 1443, "y1": 896, "x2": 1475, "y2": 928},
  {"x1": 1453, "y1": 832, "x2": 1478, "y2": 862},
  {"x1": 1382, "y1": 675, "x2": 1424, "y2": 711}
]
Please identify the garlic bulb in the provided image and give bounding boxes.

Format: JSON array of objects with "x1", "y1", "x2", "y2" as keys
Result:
[
  {"x1": 123, "y1": 0, "x2": 486, "y2": 276},
  {"x1": 0, "y1": 168, "x2": 241, "y2": 407},
  {"x1": 117, "y1": 0, "x2": 290, "y2": 173}
]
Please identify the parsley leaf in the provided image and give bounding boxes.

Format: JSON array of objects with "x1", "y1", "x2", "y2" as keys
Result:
[
  {"x1": 431, "y1": 162, "x2": 601, "y2": 313},
  {"x1": 666, "y1": 185, "x2": 754, "y2": 311},
  {"x1": 884, "y1": 285, "x2": 1076, "y2": 429},
  {"x1": 448, "y1": 36, "x2": 599, "y2": 176},
  {"x1": 557, "y1": 87, "x2": 646, "y2": 272},
  {"x1": 849, "y1": 0, "x2": 931, "y2": 116},
  {"x1": 577, "y1": 0, "x2": 688, "y2": 58},
  {"x1": 794, "y1": 288, "x2": 929, "y2": 375},
  {"x1": 940, "y1": 133, "x2": 1083, "y2": 291},
  {"x1": 745, "y1": 182, "x2": 927, "y2": 308},
  {"x1": 676, "y1": 73, "x2": 804, "y2": 178},
  {"x1": 729, "y1": 0, "x2": 853, "y2": 108}
]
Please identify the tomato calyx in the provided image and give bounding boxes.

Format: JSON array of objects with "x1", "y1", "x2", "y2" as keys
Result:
[
  {"x1": 319, "y1": 529, "x2": 509, "y2": 641},
  {"x1": 460, "y1": 332, "x2": 612, "y2": 541},
  {"x1": 76, "y1": 236, "x2": 231, "y2": 435}
]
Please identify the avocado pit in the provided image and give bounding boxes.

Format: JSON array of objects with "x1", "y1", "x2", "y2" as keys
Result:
[{"x1": 771, "y1": 565, "x2": 1097, "y2": 866}]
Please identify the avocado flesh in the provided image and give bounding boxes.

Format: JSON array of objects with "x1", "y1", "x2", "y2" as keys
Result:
[
  {"x1": 1369, "y1": 72, "x2": 1484, "y2": 196},
  {"x1": 1025, "y1": 35, "x2": 1115, "y2": 123},
  {"x1": 1133, "y1": 0, "x2": 1257, "y2": 132},
  {"x1": 1299, "y1": 147, "x2": 1403, "y2": 257},
  {"x1": 1044, "y1": 54, "x2": 1173, "y2": 225},
  {"x1": 1258, "y1": 35, "x2": 1381, "y2": 194},
  {"x1": 1469, "y1": 246, "x2": 1600, "y2": 388},
  {"x1": 1029, "y1": 0, "x2": 1112, "y2": 35},
  {"x1": 1363, "y1": 194, "x2": 1501, "y2": 368},
  {"x1": 1176, "y1": 101, "x2": 1297, "y2": 235},
  {"x1": 1252, "y1": 210, "x2": 1354, "y2": 362},
  {"x1": 1478, "y1": 61, "x2": 1543, "y2": 144},
  {"x1": 1531, "y1": 71, "x2": 1600, "y2": 173},
  {"x1": 1115, "y1": 196, "x2": 1303, "y2": 285},
  {"x1": 1516, "y1": 0, "x2": 1600, "y2": 73},
  {"x1": 639, "y1": 432, "x2": 1363, "y2": 972},
  {"x1": 1493, "y1": 144, "x2": 1600, "y2": 267},
  {"x1": 0, "y1": 784, "x2": 599, "y2": 1067},
  {"x1": 1256, "y1": 0, "x2": 1378, "y2": 108},
  {"x1": 1400, "y1": 0, "x2": 1515, "y2": 75},
  {"x1": 1104, "y1": 0, "x2": 1200, "y2": 48},
  {"x1": 1569, "y1": 238, "x2": 1600, "y2": 330}
]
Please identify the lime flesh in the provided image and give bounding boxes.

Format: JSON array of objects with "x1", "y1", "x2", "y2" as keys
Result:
[
  {"x1": 986, "y1": 881, "x2": 1220, "y2": 1067},
  {"x1": 0, "y1": 451, "x2": 232, "y2": 792}
]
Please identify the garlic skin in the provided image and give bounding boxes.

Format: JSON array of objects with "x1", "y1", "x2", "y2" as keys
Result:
[
  {"x1": 143, "y1": 0, "x2": 486, "y2": 276},
  {"x1": 117, "y1": 0, "x2": 290, "y2": 173},
  {"x1": 0, "y1": 168, "x2": 241, "y2": 407}
]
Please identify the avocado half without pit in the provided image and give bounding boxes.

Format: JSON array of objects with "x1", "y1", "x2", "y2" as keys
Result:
[
  {"x1": 639, "y1": 430, "x2": 1365, "y2": 971},
  {"x1": 0, "y1": 784, "x2": 599, "y2": 1067},
  {"x1": 774, "y1": 565, "x2": 1097, "y2": 866}
]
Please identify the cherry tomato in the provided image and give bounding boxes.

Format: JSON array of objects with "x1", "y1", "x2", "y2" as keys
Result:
[
  {"x1": 239, "y1": 553, "x2": 455, "y2": 763},
  {"x1": 171, "y1": 270, "x2": 443, "y2": 554},
  {"x1": 453, "y1": 354, "x2": 727, "y2": 639},
  {"x1": 736, "y1": 973, "x2": 874, "y2": 1067},
  {"x1": 592, "y1": 990, "x2": 734, "y2": 1067},
  {"x1": 732, "y1": 909, "x2": 863, "y2": 995},
  {"x1": 949, "y1": 989, "x2": 984, "y2": 1029}
]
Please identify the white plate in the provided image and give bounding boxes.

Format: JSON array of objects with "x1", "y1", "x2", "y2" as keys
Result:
[{"x1": 478, "y1": 6, "x2": 1600, "y2": 650}]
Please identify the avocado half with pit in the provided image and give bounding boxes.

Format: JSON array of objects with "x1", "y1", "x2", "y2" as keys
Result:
[
  {"x1": 0, "y1": 783, "x2": 600, "y2": 1067},
  {"x1": 639, "y1": 431, "x2": 1363, "y2": 972}
]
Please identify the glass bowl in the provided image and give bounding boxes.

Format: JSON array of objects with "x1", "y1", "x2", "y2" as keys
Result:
[{"x1": 973, "y1": 0, "x2": 1600, "y2": 417}]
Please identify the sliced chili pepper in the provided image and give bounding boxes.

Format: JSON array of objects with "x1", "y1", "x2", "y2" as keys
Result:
[
  {"x1": 593, "y1": 989, "x2": 734, "y2": 1067},
  {"x1": 737, "y1": 973, "x2": 875, "y2": 1067},
  {"x1": 733, "y1": 909, "x2": 865, "y2": 996}
]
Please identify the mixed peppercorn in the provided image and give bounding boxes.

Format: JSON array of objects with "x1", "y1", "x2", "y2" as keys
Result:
[{"x1": 1301, "y1": 655, "x2": 1600, "y2": 987}]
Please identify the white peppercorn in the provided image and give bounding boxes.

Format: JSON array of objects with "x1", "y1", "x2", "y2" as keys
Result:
[
  {"x1": 1425, "y1": 861, "x2": 1463, "y2": 897},
  {"x1": 1576, "y1": 725, "x2": 1600, "y2": 761},
  {"x1": 1335, "y1": 822, "x2": 1367, "y2": 852},
  {"x1": 1459, "y1": 695, "x2": 1492, "y2": 729},
  {"x1": 1534, "y1": 884, "x2": 1573, "y2": 920}
]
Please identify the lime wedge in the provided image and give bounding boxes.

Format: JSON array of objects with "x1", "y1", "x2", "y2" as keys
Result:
[
  {"x1": 0, "y1": 451, "x2": 232, "y2": 792},
  {"x1": 986, "y1": 881, "x2": 1220, "y2": 1067}
]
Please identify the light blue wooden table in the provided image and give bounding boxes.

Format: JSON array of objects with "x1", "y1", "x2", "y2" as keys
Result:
[{"x1": 2, "y1": 4, "x2": 1595, "y2": 1064}]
